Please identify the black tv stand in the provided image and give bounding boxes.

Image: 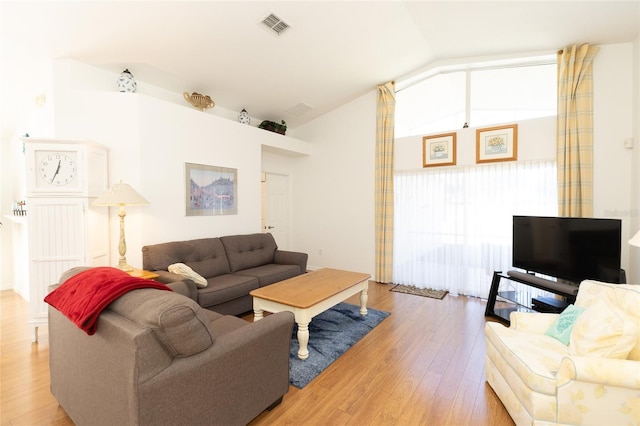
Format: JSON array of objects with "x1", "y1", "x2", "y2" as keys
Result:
[{"x1": 485, "y1": 270, "x2": 579, "y2": 325}]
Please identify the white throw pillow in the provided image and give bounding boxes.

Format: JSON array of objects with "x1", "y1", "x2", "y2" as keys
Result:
[
  {"x1": 167, "y1": 263, "x2": 208, "y2": 288},
  {"x1": 569, "y1": 300, "x2": 637, "y2": 359}
]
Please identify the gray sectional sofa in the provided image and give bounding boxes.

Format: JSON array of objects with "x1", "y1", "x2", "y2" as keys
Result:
[
  {"x1": 48, "y1": 266, "x2": 295, "y2": 426},
  {"x1": 142, "y1": 233, "x2": 308, "y2": 315}
]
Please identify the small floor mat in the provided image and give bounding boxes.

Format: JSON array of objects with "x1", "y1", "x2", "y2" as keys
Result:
[{"x1": 390, "y1": 284, "x2": 448, "y2": 300}]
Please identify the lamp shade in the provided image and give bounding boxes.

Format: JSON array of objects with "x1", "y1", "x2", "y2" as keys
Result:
[
  {"x1": 630, "y1": 230, "x2": 640, "y2": 248},
  {"x1": 92, "y1": 181, "x2": 149, "y2": 206}
]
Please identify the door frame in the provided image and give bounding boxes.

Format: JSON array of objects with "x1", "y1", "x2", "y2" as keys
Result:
[{"x1": 261, "y1": 171, "x2": 292, "y2": 250}]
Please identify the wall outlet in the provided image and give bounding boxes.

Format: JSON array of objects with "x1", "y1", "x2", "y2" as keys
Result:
[{"x1": 624, "y1": 138, "x2": 634, "y2": 149}]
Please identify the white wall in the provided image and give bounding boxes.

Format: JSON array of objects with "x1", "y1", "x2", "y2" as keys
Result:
[
  {"x1": 49, "y1": 58, "x2": 262, "y2": 127},
  {"x1": 592, "y1": 43, "x2": 636, "y2": 278},
  {"x1": 137, "y1": 96, "x2": 263, "y2": 244},
  {"x1": 49, "y1": 59, "x2": 310, "y2": 270},
  {"x1": 0, "y1": 65, "x2": 54, "y2": 290},
  {"x1": 293, "y1": 92, "x2": 377, "y2": 275},
  {"x1": 0, "y1": 138, "x2": 14, "y2": 290},
  {"x1": 395, "y1": 115, "x2": 556, "y2": 170},
  {"x1": 2, "y1": 42, "x2": 637, "y2": 288},
  {"x1": 630, "y1": 34, "x2": 640, "y2": 283},
  {"x1": 0, "y1": 137, "x2": 29, "y2": 293},
  {"x1": 294, "y1": 43, "x2": 637, "y2": 280}
]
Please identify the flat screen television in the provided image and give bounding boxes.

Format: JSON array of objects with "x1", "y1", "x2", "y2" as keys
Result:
[{"x1": 512, "y1": 215, "x2": 622, "y2": 284}]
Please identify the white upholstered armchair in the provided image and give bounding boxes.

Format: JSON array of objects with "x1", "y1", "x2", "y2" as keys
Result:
[{"x1": 485, "y1": 280, "x2": 640, "y2": 426}]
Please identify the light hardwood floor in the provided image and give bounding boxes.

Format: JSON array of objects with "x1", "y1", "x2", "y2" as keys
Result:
[{"x1": 1, "y1": 282, "x2": 514, "y2": 426}]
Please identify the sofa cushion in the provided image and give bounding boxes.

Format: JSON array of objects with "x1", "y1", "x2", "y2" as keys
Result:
[
  {"x1": 569, "y1": 300, "x2": 638, "y2": 359},
  {"x1": 108, "y1": 288, "x2": 215, "y2": 358},
  {"x1": 142, "y1": 238, "x2": 231, "y2": 278},
  {"x1": 575, "y1": 281, "x2": 640, "y2": 360},
  {"x1": 208, "y1": 314, "x2": 250, "y2": 337},
  {"x1": 168, "y1": 263, "x2": 208, "y2": 287},
  {"x1": 220, "y1": 233, "x2": 277, "y2": 272},
  {"x1": 197, "y1": 274, "x2": 259, "y2": 308},
  {"x1": 234, "y1": 263, "x2": 302, "y2": 287}
]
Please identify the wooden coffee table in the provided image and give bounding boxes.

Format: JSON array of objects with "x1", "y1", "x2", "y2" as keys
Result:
[{"x1": 250, "y1": 268, "x2": 371, "y2": 360}]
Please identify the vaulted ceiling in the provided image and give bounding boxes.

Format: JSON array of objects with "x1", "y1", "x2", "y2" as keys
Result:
[{"x1": 1, "y1": 1, "x2": 638, "y2": 142}]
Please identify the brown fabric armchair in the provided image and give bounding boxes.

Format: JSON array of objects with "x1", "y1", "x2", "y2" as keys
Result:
[{"x1": 48, "y1": 267, "x2": 294, "y2": 426}]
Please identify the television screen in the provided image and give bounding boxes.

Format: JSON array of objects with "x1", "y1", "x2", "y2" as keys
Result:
[{"x1": 512, "y1": 216, "x2": 622, "y2": 284}]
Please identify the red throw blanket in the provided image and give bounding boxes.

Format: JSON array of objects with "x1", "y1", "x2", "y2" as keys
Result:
[{"x1": 44, "y1": 266, "x2": 171, "y2": 335}]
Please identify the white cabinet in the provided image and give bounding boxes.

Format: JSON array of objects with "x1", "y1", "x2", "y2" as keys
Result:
[
  {"x1": 23, "y1": 139, "x2": 109, "y2": 342},
  {"x1": 26, "y1": 198, "x2": 109, "y2": 340}
]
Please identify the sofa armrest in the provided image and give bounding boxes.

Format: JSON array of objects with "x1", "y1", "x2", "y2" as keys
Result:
[
  {"x1": 152, "y1": 271, "x2": 199, "y2": 302},
  {"x1": 555, "y1": 356, "x2": 639, "y2": 425},
  {"x1": 557, "y1": 356, "x2": 640, "y2": 389},
  {"x1": 274, "y1": 249, "x2": 308, "y2": 273},
  {"x1": 137, "y1": 311, "x2": 294, "y2": 425},
  {"x1": 153, "y1": 270, "x2": 187, "y2": 284},
  {"x1": 164, "y1": 280, "x2": 198, "y2": 301},
  {"x1": 509, "y1": 311, "x2": 558, "y2": 334},
  {"x1": 215, "y1": 311, "x2": 294, "y2": 353}
]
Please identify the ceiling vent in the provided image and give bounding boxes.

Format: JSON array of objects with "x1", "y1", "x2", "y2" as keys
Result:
[
  {"x1": 260, "y1": 12, "x2": 290, "y2": 36},
  {"x1": 286, "y1": 102, "x2": 314, "y2": 116}
]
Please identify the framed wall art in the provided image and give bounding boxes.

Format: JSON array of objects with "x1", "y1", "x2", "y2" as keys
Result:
[
  {"x1": 422, "y1": 132, "x2": 457, "y2": 167},
  {"x1": 185, "y1": 162, "x2": 237, "y2": 216},
  {"x1": 476, "y1": 124, "x2": 518, "y2": 163}
]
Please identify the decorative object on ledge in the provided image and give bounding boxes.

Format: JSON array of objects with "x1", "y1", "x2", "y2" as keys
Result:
[
  {"x1": 258, "y1": 120, "x2": 287, "y2": 135},
  {"x1": 183, "y1": 92, "x2": 215, "y2": 111},
  {"x1": 13, "y1": 200, "x2": 27, "y2": 216},
  {"x1": 238, "y1": 108, "x2": 250, "y2": 125},
  {"x1": 117, "y1": 69, "x2": 137, "y2": 93}
]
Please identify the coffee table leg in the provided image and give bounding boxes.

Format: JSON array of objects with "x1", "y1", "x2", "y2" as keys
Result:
[
  {"x1": 360, "y1": 287, "x2": 368, "y2": 315},
  {"x1": 297, "y1": 321, "x2": 310, "y2": 360},
  {"x1": 253, "y1": 308, "x2": 264, "y2": 321}
]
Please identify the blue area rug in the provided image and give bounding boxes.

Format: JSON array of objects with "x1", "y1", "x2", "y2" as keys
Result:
[{"x1": 289, "y1": 302, "x2": 390, "y2": 388}]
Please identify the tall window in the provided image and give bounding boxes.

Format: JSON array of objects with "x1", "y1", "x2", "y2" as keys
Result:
[
  {"x1": 393, "y1": 56, "x2": 558, "y2": 296},
  {"x1": 395, "y1": 58, "x2": 556, "y2": 137},
  {"x1": 393, "y1": 160, "x2": 558, "y2": 298},
  {"x1": 395, "y1": 72, "x2": 466, "y2": 136},
  {"x1": 470, "y1": 64, "x2": 557, "y2": 128}
]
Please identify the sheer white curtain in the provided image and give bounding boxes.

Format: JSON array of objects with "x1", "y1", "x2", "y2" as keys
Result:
[{"x1": 393, "y1": 160, "x2": 558, "y2": 298}]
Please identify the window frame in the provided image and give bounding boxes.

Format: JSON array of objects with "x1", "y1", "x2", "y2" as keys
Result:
[{"x1": 394, "y1": 55, "x2": 557, "y2": 137}]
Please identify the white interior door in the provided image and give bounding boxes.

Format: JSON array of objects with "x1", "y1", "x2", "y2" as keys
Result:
[{"x1": 263, "y1": 172, "x2": 291, "y2": 250}]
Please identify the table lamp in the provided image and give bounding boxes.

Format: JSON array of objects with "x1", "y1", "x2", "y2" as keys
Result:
[
  {"x1": 93, "y1": 180, "x2": 149, "y2": 271},
  {"x1": 630, "y1": 230, "x2": 640, "y2": 247}
]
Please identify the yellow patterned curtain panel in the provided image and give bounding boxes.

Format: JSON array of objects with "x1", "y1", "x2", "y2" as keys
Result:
[
  {"x1": 557, "y1": 44, "x2": 599, "y2": 218},
  {"x1": 375, "y1": 81, "x2": 395, "y2": 283}
]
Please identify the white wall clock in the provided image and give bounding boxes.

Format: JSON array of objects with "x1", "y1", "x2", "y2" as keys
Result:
[
  {"x1": 24, "y1": 139, "x2": 108, "y2": 197},
  {"x1": 35, "y1": 150, "x2": 78, "y2": 187}
]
